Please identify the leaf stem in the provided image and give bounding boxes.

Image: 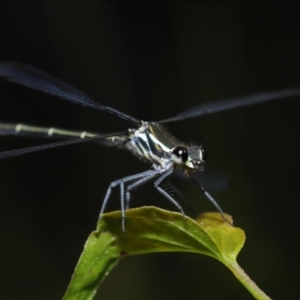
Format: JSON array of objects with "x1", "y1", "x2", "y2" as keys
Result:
[{"x1": 225, "y1": 261, "x2": 272, "y2": 300}]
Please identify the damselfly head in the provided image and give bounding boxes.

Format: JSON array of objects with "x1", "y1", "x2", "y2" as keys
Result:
[{"x1": 172, "y1": 145, "x2": 206, "y2": 171}]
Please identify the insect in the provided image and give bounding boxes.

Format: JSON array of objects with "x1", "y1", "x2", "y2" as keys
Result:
[{"x1": 1, "y1": 62, "x2": 300, "y2": 231}]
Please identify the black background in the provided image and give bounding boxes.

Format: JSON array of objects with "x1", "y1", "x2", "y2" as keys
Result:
[{"x1": 0, "y1": 2, "x2": 299, "y2": 300}]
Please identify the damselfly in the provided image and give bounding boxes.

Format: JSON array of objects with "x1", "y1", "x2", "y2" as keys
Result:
[{"x1": 1, "y1": 62, "x2": 299, "y2": 230}]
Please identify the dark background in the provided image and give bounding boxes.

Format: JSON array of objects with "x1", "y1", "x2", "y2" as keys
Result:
[{"x1": 0, "y1": 2, "x2": 299, "y2": 300}]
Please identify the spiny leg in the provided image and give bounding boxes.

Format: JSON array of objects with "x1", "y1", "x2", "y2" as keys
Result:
[
  {"x1": 120, "y1": 179, "x2": 125, "y2": 230},
  {"x1": 154, "y1": 167, "x2": 186, "y2": 218},
  {"x1": 125, "y1": 174, "x2": 158, "y2": 210},
  {"x1": 121, "y1": 173, "x2": 159, "y2": 230},
  {"x1": 99, "y1": 169, "x2": 162, "y2": 231},
  {"x1": 164, "y1": 180, "x2": 197, "y2": 215},
  {"x1": 191, "y1": 177, "x2": 232, "y2": 225}
]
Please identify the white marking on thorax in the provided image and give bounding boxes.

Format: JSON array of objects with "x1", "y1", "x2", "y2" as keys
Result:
[{"x1": 129, "y1": 122, "x2": 173, "y2": 169}]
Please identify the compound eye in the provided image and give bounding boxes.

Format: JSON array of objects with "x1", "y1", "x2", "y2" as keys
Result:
[
  {"x1": 172, "y1": 146, "x2": 188, "y2": 164},
  {"x1": 200, "y1": 148, "x2": 206, "y2": 161}
]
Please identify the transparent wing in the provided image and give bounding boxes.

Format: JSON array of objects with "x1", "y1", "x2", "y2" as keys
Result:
[
  {"x1": 157, "y1": 89, "x2": 300, "y2": 123},
  {"x1": 0, "y1": 131, "x2": 127, "y2": 159},
  {"x1": 0, "y1": 62, "x2": 139, "y2": 124},
  {"x1": 192, "y1": 165, "x2": 231, "y2": 192},
  {"x1": 174, "y1": 165, "x2": 230, "y2": 193}
]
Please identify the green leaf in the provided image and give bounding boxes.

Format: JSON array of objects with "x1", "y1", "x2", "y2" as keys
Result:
[{"x1": 62, "y1": 206, "x2": 271, "y2": 300}]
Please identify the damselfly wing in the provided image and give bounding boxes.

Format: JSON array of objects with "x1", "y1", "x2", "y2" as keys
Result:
[{"x1": 1, "y1": 62, "x2": 300, "y2": 231}]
